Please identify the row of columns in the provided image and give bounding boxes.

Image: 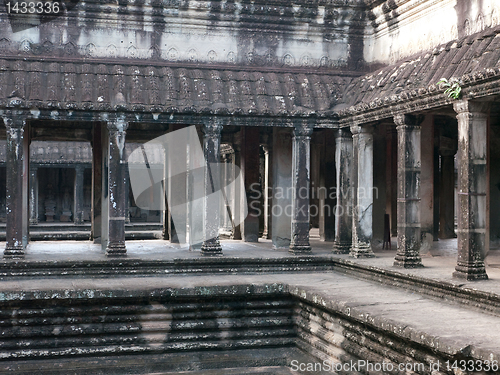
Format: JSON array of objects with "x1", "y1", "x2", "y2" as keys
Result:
[
  {"x1": 332, "y1": 100, "x2": 488, "y2": 280},
  {"x1": 0, "y1": 102, "x2": 491, "y2": 281}
]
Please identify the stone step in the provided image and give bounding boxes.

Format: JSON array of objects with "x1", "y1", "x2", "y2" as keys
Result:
[
  {"x1": 0, "y1": 257, "x2": 335, "y2": 278},
  {"x1": 0, "y1": 348, "x2": 315, "y2": 375},
  {"x1": 1, "y1": 278, "x2": 497, "y2": 374}
]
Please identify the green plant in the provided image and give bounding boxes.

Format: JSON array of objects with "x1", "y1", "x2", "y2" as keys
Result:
[{"x1": 437, "y1": 78, "x2": 462, "y2": 99}]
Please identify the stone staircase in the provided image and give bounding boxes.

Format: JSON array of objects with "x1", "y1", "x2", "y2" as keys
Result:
[{"x1": 1, "y1": 276, "x2": 497, "y2": 374}]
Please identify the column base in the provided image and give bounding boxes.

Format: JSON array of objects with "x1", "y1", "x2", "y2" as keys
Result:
[
  {"x1": 393, "y1": 252, "x2": 423, "y2": 268},
  {"x1": 350, "y1": 244, "x2": 375, "y2": 258},
  {"x1": 332, "y1": 241, "x2": 351, "y2": 254},
  {"x1": 4, "y1": 246, "x2": 25, "y2": 259},
  {"x1": 106, "y1": 243, "x2": 127, "y2": 257},
  {"x1": 289, "y1": 243, "x2": 312, "y2": 255},
  {"x1": 74, "y1": 211, "x2": 84, "y2": 225},
  {"x1": 261, "y1": 230, "x2": 271, "y2": 240},
  {"x1": 201, "y1": 239, "x2": 223, "y2": 256},
  {"x1": 453, "y1": 262, "x2": 488, "y2": 281},
  {"x1": 230, "y1": 229, "x2": 242, "y2": 241}
]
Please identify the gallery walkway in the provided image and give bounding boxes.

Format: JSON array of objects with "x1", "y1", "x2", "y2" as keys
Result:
[{"x1": 0, "y1": 236, "x2": 499, "y2": 374}]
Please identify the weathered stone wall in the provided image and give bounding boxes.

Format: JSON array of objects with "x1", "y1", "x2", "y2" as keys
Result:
[
  {"x1": 1, "y1": 283, "x2": 497, "y2": 374},
  {"x1": 365, "y1": 0, "x2": 500, "y2": 64},
  {"x1": 0, "y1": 0, "x2": 366, "y2": 70}
]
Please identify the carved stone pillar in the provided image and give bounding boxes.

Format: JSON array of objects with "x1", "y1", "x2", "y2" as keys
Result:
[
  {"x1": 333, "y1": 128, "x2": 353, "y2": 254},
  {"x1": 321, "y1": 129, "x2": 336, "y2": 242},
  {"x1": 394, "y1": 114, "x2": 424, "y2": 268},
  {"x1": 200, "y1": 120, "x2": 223, "y2": 256},
  {"x1": 29, "y1": 166, "x2": 38, "y2": 225},
  {"x1": 439, "y1": 145, "x2": 457, "y2": 239},
  {"x1": 105, "y1": 114, "x2": 128, "y2": 256},
  {"x1": 74, "y1": 165, "x2": 85, "y2": 225},
  {"x1": 167, "y1": 124, "x2": 188, "y2": 244},
  {"x1": 162, "y1": 148, "x2": 169, "y2": 240},
  {"x1": 261, "y1": 139, "x2": 273, "y2": 240},
  {"x1": 3, "y1": 112, "x2": 28, "y2": 258},
  {"x1": 289, "y1": 123, "x2": 312, "y2": 254},
  {"x1": 272, "y1": 127, "x2": 293, "y2": 248},
  {"x1": 220, "y1": 153, "x2": 231, "y2": 232},
  {"x1": 91, "y1": 122, "x2": 103, "y2": 244},
  {"x1": 231, "y1": 143, "x2": 242, "y2": 240},
  {"x1": 453, "y1": 101, "x2": 489, "y2": 280},
  {"x1": 350, "y1": 125, "x2": 375, "y2": 258},
  {"x1": 124, "y1": 164, "x2": 131, "y2": 225},
  {"x1": 240, "y1": 126, "x2": 260, "y2": 242}
]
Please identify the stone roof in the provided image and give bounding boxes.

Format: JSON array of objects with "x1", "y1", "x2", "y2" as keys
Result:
[
  {"x1": 0, "y1": 60, "x2": 351, "y2": 117},
  {"x1": 338, "y1": 26, "x2": 500, "y2": 124}
]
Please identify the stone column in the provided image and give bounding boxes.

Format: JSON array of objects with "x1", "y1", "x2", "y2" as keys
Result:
[
  {"x1": 394, "y1": 114, "x2": 424, "y2": 268},
  {"x1": 333, "y1": 128, "x2": 353, "y2": 254},
  {"x1": 168, "y1": 124, "x2": 188, "y2": 244},
  {"x1": 289, "y1": 122, "x2": 312, "y2": 254},
  {"x1": 439, "y1": 149, "x2": 457, "y2": 239},
  {"x1": 105, "y1": 114, "x2": 128, "y2": 256},
  {"x1": 220, "y1": 153, "x2": 230, "y2": 232},
  {"x1": 240, "y1": 126, "x2": 260, "y2": 242},
  {"x1": 321, "y1": 129, "x2": 336, "y2": 242},
  {"x1": 2, "y1": 112, "x2": 28, "y2": 258},
  {"x1": 453, "y1": 101, "x2": 489, "y2": 280},
  {"x1": 29, "y1": 166, "x2": 38, "y2": 225},
  {"x1": 91, "y1": 122, "x2": 103, "y2": 243},
  {"x1": 162, "y1": 149, "x2": 169, "y2": 240},
  {"x1": 224, "y1": 149, "x2": 235, "y2": 234},
  {"x1": 261, "y1": 140, "x2": 273, "y2": 239},
  {"x1": 350, "y1": 125, "x2": 375, "y2": 258},
  {"x1": 231, "y1": 143, "x2": 242, "y2": 240},
  {"x1": 200, "y1": 120, "x2": 223, "y2": 256},
  {"x1": 124, "y1": 164, "x2": 131, "y2": 225},
  {"x1": 73, "y1": 165, "x2": 85, "y2": 224}
]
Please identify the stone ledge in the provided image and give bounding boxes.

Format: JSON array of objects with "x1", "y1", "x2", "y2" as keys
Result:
[
  {"x1": 331, "y1": 258, "x2": 500, "y2": 316},
  {"x1": 0, "y1": 257, "x2": 335, "y2": 279}
]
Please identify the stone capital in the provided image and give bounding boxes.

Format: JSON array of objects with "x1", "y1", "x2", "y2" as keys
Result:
[
  {"x1": 453, "y1": 100, "x2": 490, "y2": 115},
  {"x1": 2, "y1": 110, "x2": 28, "y2": 130},
  {"x1": 393, "y1": 114, "x2": 424, "y2": 129},
  {"x1": 334, "y1": 127, "x2": 352, "y2": 140},
  {"x1": 107, "y1": 113, "x2": 128, "y2": 133},
  {"x1": 350, "y1": 124, "x2": 374, "y2": 136},
  {"x1": 203, "y1": 120, "x2": 223, "y2": 136},
  {"x1": 75, "y1": 164, "x2": 85, "y2": 173},
  {"x1": 293, "y1": 122, "x2": 313, "y2": 137}
]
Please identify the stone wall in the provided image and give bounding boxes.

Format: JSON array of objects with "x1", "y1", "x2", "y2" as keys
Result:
[
  {"x1": 0, "y1": 282, "x2": 496, "y2": 373},
  {"x1": 1, "y1": 0, "x2": 365, "y2": 71},
  {"x1": 365, "y1": 0, "x2": 500, "y2": 64}
]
